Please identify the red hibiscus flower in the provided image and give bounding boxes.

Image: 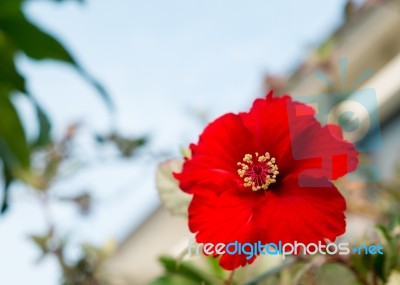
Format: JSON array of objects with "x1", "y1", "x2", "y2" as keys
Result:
[{"x1": 174, "y1": 92, "x2": 358, "y2": 270}]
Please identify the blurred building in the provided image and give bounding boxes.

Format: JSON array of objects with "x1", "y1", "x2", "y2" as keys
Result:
[{"x1": 106, "y1": 0, "x2": 400, "y2": 284}]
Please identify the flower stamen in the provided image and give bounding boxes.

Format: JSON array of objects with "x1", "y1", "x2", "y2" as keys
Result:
[{"x1": 237, "y1": 152, "x2": 279, "y2": 191}]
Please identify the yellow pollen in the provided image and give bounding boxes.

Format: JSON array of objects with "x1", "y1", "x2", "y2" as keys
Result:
[{"x1": 237, "y1": 152, "x2": 279, "y2": 191}]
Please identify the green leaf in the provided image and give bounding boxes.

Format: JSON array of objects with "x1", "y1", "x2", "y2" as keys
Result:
[
  {"x1": 0, "y1": 0, "x2": 113, "y2": 216},
  {"x1": 0, "y1": 13, "x2": 74, "y2": 62},
  {"x1": 149, "y1": 276, "x2": 199, "y2": 285},
  {"x1": 0, "y1": 94, "x2": 30, "y2": 214},
  {"x1": 0, "y1": 94, "x2": 30, "y2": 168},
  {"x1": 158, "y1": 256, "x2": 214, "y2": 285},
  {"x1": 350, "y1": 253, "x2": 369, "y2": 283},
  {"x1": 0, "y1": 1, "x2": 23, "y2": 18},
  {"x1": 374, "y1": 251, "x2": 387, "y2": 282},
  {"x1": 376, "y1": 224, "x2": 392, "y2": 245},
  {"x1": 206, "y1": 256, "x2": 226, "y2": 279},
  {"x1": 0, "y1": 11, "x2": 113, "y2": 109},
  {"x1": 31, "y1": 102, "x2": 52, "y2": 148},
  {"x1": 0, "y1": 34, "x2": 26, "y2": 94},
  {"x1": 0, "y1": 164, "x2": 13, "y2": 213},
  {"x1": 376, "y1": 223, "x2": 397, "y2": 276},
  {"x1": 156, "y1": 159, "x2": 191, "y2": 216},
  {"x1": 315, "y1": 263, "x2": 359, "y2": 285}
]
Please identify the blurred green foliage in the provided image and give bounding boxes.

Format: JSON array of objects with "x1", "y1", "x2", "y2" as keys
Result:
[
  {"x1": 0, "y1": 0, "x2": 112, "y2": 213},
  {"x1": 149, "y1": 256, "x2": 220, "y2": 285},
  {"x1": 95, "y1": 133, "x2": 148, "y2": 158},
  {"x1": 1, "y1": 2, "x2": 150, "y2": 284},
  {"x1": 30, "y1": 229, "x2": 114, "y2": 285},
  {"x1": 150, "y1": 216, "x2": 400, "y2": 285}
]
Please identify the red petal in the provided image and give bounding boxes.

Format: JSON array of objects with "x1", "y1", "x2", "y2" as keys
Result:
[
  {"x1": 187, "y1": 176, "x2": 346, "y2": 270},
  {"x1": 241, "y1": 95, "x2": 358, "y2": 181},
  {"x1": 257, "y1": 176, "x2": 346, "y2": 245},
  {"x1": 285, "y1": 100, "x2": 359, "y2": 180},
  {"x1": 188, "y1": 189, "x2": 262, "y2": 270},
  {"x1": 240, "y1": 95, "x2": 294, "y2": 176},
  {"x1": 175, "y1": 113, "x2": 256, "y2": 194}
]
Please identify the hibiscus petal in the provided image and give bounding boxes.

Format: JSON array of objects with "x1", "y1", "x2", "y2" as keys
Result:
[
  {"x1": 286, "y1": 100, "x2": 359, "y2": 180},
  {"x1": 175, "y1": 113, "x2": 256, "y2": 194},
  {"x1": 187, "y1": 176, "x2": 346, "y2": 270},
  {"x1": 188, "y1": 189, "x2": 262, "y2": 269},
  {"x1": 240, "y1": 94, "x2": 294, "y2": 176},
  {"x1": 258, "y1": 176, "x2": 346, "y2": 245},
  {"x1": 241, "y1": 94, "x2": 358, "y2": 181}
]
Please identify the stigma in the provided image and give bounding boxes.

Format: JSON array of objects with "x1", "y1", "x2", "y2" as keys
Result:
[{"x1": 237, "y1": 152, "x2": 279, "y2": 191}]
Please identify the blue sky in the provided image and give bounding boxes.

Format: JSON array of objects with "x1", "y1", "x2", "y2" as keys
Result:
[{"x1": 0, "y1": 0, "x2": 348, "y2": 283}]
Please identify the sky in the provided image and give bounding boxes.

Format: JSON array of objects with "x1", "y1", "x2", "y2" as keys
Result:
[{"x1": 0, "y1": 0, "x2": 349, "y2": 284}]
